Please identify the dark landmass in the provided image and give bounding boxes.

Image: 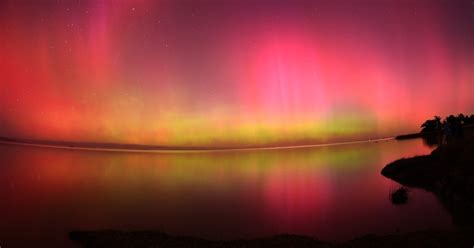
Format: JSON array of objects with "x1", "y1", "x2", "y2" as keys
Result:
[
  {"x1": 382, "y1": 114, "x2": 474, "y2": 248},
  {"x1": 69, "y1": 229, "x2": 474, "y2": 248},
  {"x1": 382, "y1": 135, "x2": 474, "y2": 226}
]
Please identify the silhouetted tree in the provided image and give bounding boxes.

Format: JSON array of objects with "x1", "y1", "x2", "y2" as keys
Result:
[
  {"x1": 421, "y1": 116, "x2": 442, "y2": 133},
  {"x1": 439, "y1": 114, "x2": 467, "y2": 143},
  {"x1": 464, "y1": 115, "x2": 474, "y2": 125}
]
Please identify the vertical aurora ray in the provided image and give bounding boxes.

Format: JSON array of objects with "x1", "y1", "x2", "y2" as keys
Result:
[{"x1": 0, "y1": 0, "x2": 472, "y2": 147}]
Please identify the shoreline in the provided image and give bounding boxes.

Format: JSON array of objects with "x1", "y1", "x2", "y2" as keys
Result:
[
  {"x1": 395, "y1": 132, "x2": 428, "y2": 140},
  {"x1": 395, "y1": 124, "x2": 474, "y2": 140},
  {"x1": 69, "y1": 228, "x2": 474, "y2": 248},
  {"x1": 382, "y1": 134, "x2": 474, "y2": 226}
]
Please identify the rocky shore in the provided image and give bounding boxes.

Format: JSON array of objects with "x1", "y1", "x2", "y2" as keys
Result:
[
  {"x1": 382, "y1": 136, "x2": 474, "y2": 226},
  {"x1": 70, "y1": 228, "x2": 474, "y2": 248}
]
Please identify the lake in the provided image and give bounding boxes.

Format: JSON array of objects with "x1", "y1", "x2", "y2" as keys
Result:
[{"x1": 0, "y1": 139, "x2": 454, "y2": 247}]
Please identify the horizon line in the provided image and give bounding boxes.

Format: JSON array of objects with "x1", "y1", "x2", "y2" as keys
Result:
[{"x1": 0, "y1": 136, "x2": 396, "y2": 153}]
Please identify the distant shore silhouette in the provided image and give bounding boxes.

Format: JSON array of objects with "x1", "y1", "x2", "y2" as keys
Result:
[{"x1": 396, "y1": 114, "x2": 474, "y2": 143}]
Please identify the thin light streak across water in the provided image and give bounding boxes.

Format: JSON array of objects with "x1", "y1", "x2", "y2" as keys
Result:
[{"x1": 0, "y1": 137, "x2": 395, "y2": 154}]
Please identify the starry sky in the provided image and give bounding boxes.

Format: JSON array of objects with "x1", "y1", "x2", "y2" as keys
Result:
[{"x1": 0, "y1": 0, "x2": 473, "y2": 147}]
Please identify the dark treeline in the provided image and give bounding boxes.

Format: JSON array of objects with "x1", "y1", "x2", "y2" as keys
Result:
[
  {"x1": 421, "y1": 114, "x2": 474, "y2": 133},
  {"x1": 420, "y1": 113, "x2": 474, "y2": 146}
]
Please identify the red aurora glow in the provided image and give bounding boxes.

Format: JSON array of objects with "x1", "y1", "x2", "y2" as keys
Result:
[{"x1": 0, "y1": 0, "x2": 472, "y2": 147}]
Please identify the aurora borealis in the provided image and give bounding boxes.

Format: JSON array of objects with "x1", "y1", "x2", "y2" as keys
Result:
[{"x1": 0, "y1": 0, "x2": 473, "y2": 147}]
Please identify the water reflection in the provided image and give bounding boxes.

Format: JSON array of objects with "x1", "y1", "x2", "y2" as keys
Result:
[{"x1": 0, "y1": 139, "x2": 453, "y2": 247}]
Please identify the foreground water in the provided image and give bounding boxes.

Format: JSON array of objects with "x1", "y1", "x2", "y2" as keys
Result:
[{"x1": 0, "y1": 139, "x2": 454, "y2": 247}]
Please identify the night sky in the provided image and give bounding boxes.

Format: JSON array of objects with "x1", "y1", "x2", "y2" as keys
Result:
[{"x1": 0, "y1": 0, "x2": 473, "y2": 147}]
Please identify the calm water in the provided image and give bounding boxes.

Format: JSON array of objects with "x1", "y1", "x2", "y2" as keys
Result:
[{"x1": 0, "y1": 139, "x2": 454, "y2": 247}]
